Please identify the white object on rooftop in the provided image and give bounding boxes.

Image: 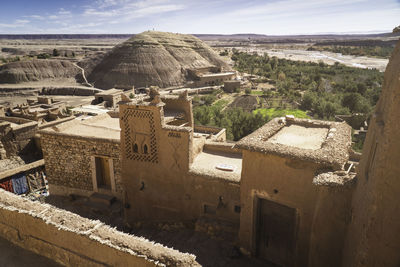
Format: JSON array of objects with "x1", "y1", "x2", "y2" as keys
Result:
[
  {"x1": 71, "y1": 105, "x2": 109, "y2": 115},
  {"x1": 215, "y1": 163, "x2": 236, "y2": 172}
]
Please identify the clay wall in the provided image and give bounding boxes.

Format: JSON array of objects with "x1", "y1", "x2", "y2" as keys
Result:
[
  {"x1": 239, "y1": 150, "x2": 353, "y2": 267},
  {"x1": 341, "y1": 41, "x2": 400, "y2": 267},
  {"x1": 308, "y1": 182, "x2": 354, "y2": 267},
  {"x1": 0, "y1": 117, "x2": 38, "y2": 157},
  {"x1": 224, "y1": 80, "x2": 241, "y2": 93},
  {"x1": 194, "y1": 125, "x2": 226, "y2": 141},
  {"x1": 41, "y1": 132, "x2": 122, "y2": 196},
  {"x1": 120, "y1": 103, "x2": 240, "y2": 226},
  {"x1": 203, "y1": 141, "x2": 241, "y2": 154},
  {"x1": 195, "y1": 73, "x2": 235, "y2": 87},
  {"x1": 0, "y1": 189, "x2": 199, "y2": 266},
  {"x1": 161, "y1": 96, "x2": 194, "y2": 127}
]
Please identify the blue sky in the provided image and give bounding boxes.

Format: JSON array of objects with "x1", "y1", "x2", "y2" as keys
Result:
[{"x1": 0, "y1": 0, "x2": 399, "y2": 34}]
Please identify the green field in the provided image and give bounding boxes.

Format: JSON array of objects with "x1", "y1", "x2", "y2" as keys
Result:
[
  {"x1": 212, "y1": 99, "x2": 229, "y2": 108},
  {"x1": 253, "y1": 108, "x2": 310, "y2": 119},
  {"x1": 250, "y1": 90, "x2": 264, "y2": 95}
]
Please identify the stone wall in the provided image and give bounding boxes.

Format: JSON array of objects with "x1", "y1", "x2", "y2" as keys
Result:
[
  {"x1": 0, "y1": 189, "x2": 199, "y2": 266},
  {"x1": 41, "y1": 132, "x2": 122, "y2": 194}
]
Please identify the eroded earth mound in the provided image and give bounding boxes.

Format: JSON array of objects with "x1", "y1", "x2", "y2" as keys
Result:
[
  {"x1": 87, "y1": 31, "x2": 230, "y2": 89},
  {"x1": 0, "y1": 59, "x2": 80, "y2": 84}
]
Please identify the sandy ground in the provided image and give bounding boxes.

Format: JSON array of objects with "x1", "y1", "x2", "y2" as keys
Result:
[
  {"x1": 0, "y1": 236, "x2": 61, "y2": 267},
  {"x1": 234, "y1": 46, "x2": 389, "y2": 72},
  {"x1": 268, "y1": 125, "x2": 328, "y2": 150}
]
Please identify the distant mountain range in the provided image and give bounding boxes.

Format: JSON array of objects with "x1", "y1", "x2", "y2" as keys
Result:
[{"x1": 0, "y1": 32, "x2": 399, "y2": 41}]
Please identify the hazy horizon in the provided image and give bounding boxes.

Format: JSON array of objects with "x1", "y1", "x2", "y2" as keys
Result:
[{"x1": 0, "y1": 0, "x2": 399, "y2": 35}]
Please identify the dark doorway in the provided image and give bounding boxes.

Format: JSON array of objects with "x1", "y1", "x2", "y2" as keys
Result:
[
  {"x1": 95, "y1": 157, "x2": 111, "y2": 190},
  {"x1": 256, "y1": 198, "x2": 297, "y2": 266}
]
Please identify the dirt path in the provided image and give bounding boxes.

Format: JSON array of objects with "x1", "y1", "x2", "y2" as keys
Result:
[{"x1": 73, "y1": 63, "x2": 93, "y2": 87}]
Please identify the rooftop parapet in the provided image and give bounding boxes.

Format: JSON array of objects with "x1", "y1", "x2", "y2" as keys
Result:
[{"x1": 235, "y1": 116, "x2": 352, "y2": 170}]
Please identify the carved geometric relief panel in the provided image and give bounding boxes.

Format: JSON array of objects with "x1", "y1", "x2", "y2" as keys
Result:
[{"x1": 122, "y1": 108, "x2": 158, "y2": 163}]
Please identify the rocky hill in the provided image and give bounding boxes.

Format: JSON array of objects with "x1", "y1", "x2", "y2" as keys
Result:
[
  {"x1": 86, "y1": 31, "x2": 230, "y2": 89},
  {"x1": 0, "y1": 59, "x2": 80, "y2": 84}
]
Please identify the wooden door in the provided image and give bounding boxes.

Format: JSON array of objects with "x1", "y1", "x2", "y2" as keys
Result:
[
  {"x1": 95, "y1": 157, "x2": 111, "y2": 189},
  {"x1": 257, "y1": 198, "x2": 297, "y2": 266}
]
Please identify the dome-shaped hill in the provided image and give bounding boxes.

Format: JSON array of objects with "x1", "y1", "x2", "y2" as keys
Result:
[
  {"x1": 87, "y1": 31, "x2": 230, "y2": 89},
  {"x1": 0, "y1": 59, "x2": 80, "y2": 84}
]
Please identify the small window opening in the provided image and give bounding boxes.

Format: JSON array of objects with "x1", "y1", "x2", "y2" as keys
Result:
[
  {"x1": 234, "y1": 205, "x2": 241, "y2": 213},
  {"x1": 204, "y1": 204, "x2": 216, "y2": 215},
  {"x1": 133, "y1": 143, "x2": 138, "y2": 153},
  {"x1": 143, "y1": 144, "x2": 148, "y2": 154}
]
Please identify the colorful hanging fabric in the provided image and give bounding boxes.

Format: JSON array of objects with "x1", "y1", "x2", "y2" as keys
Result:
[
  {"x1": 0, "y1": 179, "x2": 13, "y2": 193},
  {"x1": 11, "y1": 174, "x2": 28, "y2": 195}
]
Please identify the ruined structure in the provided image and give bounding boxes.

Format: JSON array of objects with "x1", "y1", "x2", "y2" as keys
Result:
[
  {"x1": 93, "y1": 88, "x2": 124, "y2": 108},
  {"x1": 0, "y1": 117, "x2": 38, "y2": 160},
  {"x1": 223, "y1": 80, "x2": 241, "y2": 93},
  {"x1": 186, "y1": 67, "x2": 236, "y2": 87},
  {"x1": 4, "y1": 96, "x2": 73, "y2": 128},
  {"x1": 0, "y1": 115, "x2": 47, "y2": 199}
]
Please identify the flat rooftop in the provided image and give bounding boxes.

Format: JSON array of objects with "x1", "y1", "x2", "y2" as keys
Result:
[
  {"x1": 200, "y1": 72, "x2": 235, "y2": 78},
  {"x1": 41, "y1": 113, "x2": 120, "y2": 140},
  {"x1": 71, "y1": 105, "x2": 110, "y2": 115},
  {"x1": 268, "y1": 124, "x2": 328, "y2": 150},
  {"x1": 236, "y1": 117, "x2": 352, "y2": 169},
  {"x1": 95, "y1": 88, "x2": 123, "y2": 96},
  {"x1": 190, "y1": 150, "x2": 242, "y2": 182}
]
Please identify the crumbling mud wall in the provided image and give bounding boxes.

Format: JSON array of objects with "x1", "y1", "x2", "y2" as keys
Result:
[
  {"x1": 0, "y1": 117, "x2": 38, "y2": 158},
  {"x1": 41, "y1": 133, "x2": 122, "y2": 194},
  {"x1": 0, "y1": 189, "x2": 199, "y2": 266},
  {"x1": 342, "y1": 41, "x2": 400, "y2": 267}
]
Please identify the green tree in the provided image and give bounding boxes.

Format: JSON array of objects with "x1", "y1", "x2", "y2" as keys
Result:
[{"x1": 52, "y1": 49, "x2": 60, "y2": 57}]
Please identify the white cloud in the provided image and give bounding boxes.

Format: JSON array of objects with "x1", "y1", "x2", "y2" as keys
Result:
[
  {"x1": 126, "y1": 4, "x2": 185, "y2": 18},
  {"x1": 15, "y1": 19, "x2": 30, "y2": 24},
  {"x1": 84, "y1": 8, "x2": 118, "y2": 17},
  {"x1": 1, "y1": 0, "x2": 398, "y2": 34},
  {"x1": 84, "y1": 0, "x2": 184, "y2": 19},
  {"x1": 26, "y1": 15, "x2": 45, "y2": 20},
  {"x1": 58, "y1": 10, "x2": 71, "y2": 15}
]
